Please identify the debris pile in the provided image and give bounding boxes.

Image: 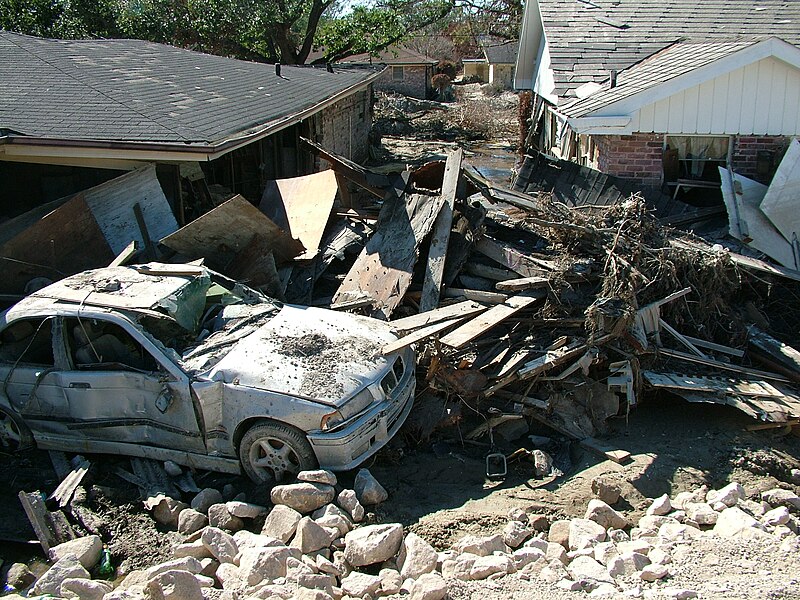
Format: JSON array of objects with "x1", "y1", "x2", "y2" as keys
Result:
[{"x1": 9, "y1": 468, "x2": 800, "y2": 600}]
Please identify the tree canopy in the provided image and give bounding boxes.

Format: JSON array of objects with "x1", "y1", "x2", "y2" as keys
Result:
[{"x1": 0, "y1": 0, "x2": 521, "y2": 64}]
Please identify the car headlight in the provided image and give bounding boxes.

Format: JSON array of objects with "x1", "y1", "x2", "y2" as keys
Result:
[{"x1": 320, "y1": 410, "x2": 345, "y2": 431}]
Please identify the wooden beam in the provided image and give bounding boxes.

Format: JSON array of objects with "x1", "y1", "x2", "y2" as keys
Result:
[
  {"x1": 440, "y1": 291, "x2": 544, "y2": 349},
  {"x1": 580, "y1": 437, "x2": 632, "y2": 464},
  {"x1": 496, "y1": 275, "x2": 551, "y2": 292},
  {"x1": 109, "y1": 241, "x2": 138, "y2": 267},
  {"x1": 659, "y1": 318, "x2": 707, "y2": 358},
  {"x1": 420, "y1": 148, "x2": 463, "y2": 312},
  {"x1": 300, "y1": 137, "x2": 390, "y2": 199},
  {"x1": 382, "y1": 317, "x2": 465, "y2": 354},
  {"x1": 682, "y1": 335, "x2": 745, "y2": 358},
  {"x1": 656, "y1": 347, "x2": 791, "y2": 382},
  {"x1": 443, "y1": 288, "x2": 509, "y2": 304},
  {"x1": 389, "y1": 300, "x2": 487, "y2": 333},
  {"x1": 475, "y1": 237, "x2": 556, "y2": 277}
]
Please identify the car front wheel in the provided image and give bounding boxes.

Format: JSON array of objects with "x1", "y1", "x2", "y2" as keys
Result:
[{"x1": 239, "y1": 421, "x2": 317, "y2": 483}]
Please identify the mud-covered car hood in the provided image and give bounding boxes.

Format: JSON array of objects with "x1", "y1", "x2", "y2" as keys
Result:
[{"x1": 191, "y1": 305, "x2": 397, "y2": 405}]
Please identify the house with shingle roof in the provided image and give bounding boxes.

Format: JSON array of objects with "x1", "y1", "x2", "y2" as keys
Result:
[
  {"x1": 0, "y1": 31, "x2": 381, "y2": 217},
  {"x1": 463, "y1": 40, "x2": 519, "y2": 89},
  {"x1": 514, "y1": 0, "x2": 800, "y2": 189},
  {"x1": 331, "y1": 47, "x2": 437, "y2": 99}
]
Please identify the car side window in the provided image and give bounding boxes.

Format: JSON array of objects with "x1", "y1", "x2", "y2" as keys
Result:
[
  {"x1": 65, "y1": 318, "x2": 158, "y2": 373},
  {"x1": 0, "y1": 318, "x2": 54, "y2": 366}
]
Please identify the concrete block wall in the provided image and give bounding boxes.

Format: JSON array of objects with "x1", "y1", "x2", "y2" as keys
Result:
[
  {"x1": 730, "y1": 135, "x2": 791, "y2": 183},
  {"x1": 592, "y1": 133, "x2": 664, "y2": 186},
  {"x1": 315, "y1": 88, "x2": 372, "y2": 164},
  {"x1": 374, "y1": 66, "x2": 430, "y2": 99}
]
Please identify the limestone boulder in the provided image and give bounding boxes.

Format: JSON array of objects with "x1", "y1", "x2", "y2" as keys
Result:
[
  {"x1": 339, "y1": 572, "x2": 382, "y2": 598},
  {"x1": 297, "y1": 470, "x2": 337, "y2": 486},
  {"x1": 291, "y1": 517, "x2": 332, "y2": 554},
  {"x1": 343, "y1": 523, "x2": 403, "y2": 567},
  {"x1": 60, "y1": 578, "x2": 113, "y2": 600},
  {"x1": 397, "y1": 532, "x2": 437, "y2": 580},
  {"x1": 452, "y1": 534, "x2": 505, "y2": 557},
  {"x1": 191, "y1": 489, "x2": 223, "y2": 515},
  {"x1": 569, "y1": 519, "x2": 607, "y2": 550},
  {"x1": 33, "y1": 555, "x2": 89, "y2": 596},
  {"x1": 409, "y1": 573, "x2": 447, "y2": 600},
  {"x1": 49, "y1": 536, "x2": 103, "y2": 570},
  {"x1": 271, "y1": 483, "x2": 335, "y2": 514},
  {"x1": 145, "y1": 570, "x2": 204, "y2": 600},
  {"x1": 201, "y1": 527, "x2": 238, "y2": 564},
  {"x1": 225, "y1": 501, "x2": 267, "y2": 520},
  {"x1": 178, "y1": 509, "x2": 208, "y2": 536},
  {"x1": 585, "y1": 499, "x2": 629, "y2": 530},
  {"x1": 354, "y1": 469, "x2": 388, "y2": 505}
]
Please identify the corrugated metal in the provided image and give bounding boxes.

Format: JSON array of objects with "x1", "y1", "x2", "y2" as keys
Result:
[{"x1": 634, "y1": 56, "x2": 800, "y2": 135}]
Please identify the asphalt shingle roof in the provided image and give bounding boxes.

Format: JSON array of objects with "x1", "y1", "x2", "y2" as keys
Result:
[
  {"x1": 540, "y1": 0, "x2": 800, "y2": 100},
  {"x1": 339, "y1": 46, "x2": 437, "y2": 66},
  {"x1": 0, "y1": 32, "x2": 379, "y2": 146},
  {"x1": 559, "y1": 40, "x2": 756, "y2": 117},
  {"x1": 483, "y1": 41, "x2": 519, "y2": 65}
]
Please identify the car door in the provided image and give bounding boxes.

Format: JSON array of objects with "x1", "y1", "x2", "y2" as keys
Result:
[
  {"x1": 0, "y1": 316, "x2": 71, "y2": 434},
  {"x1": 57, "y1": 315, "x2": 205, "y2": 453}
]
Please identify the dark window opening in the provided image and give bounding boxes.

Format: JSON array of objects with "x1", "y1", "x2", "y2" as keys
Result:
[
  {"x1": 0, "y1": 318, "x2": 54, "y2": 365},
  {"x1": 65, "y1": 318, "x2": 158, "y2": 372}
]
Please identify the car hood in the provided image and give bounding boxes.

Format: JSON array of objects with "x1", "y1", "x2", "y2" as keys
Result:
[{"x1": 196, "y1": 305, "x2": 398, "y2": 405}]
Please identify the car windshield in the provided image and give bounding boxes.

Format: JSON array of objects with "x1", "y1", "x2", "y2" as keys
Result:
[{"x1": 138, "y1": 280, "x2": 282, "y2": 373}]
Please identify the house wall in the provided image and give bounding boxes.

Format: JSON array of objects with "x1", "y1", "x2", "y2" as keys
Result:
[
  {"x1": 373, "y1": 65, "x2": 430, "y2": 99},
  {"x1": 627, "y1": 56, "x2": 800, "y2": 136},
  {"x1": 592, "y1": 133, "x2": 664, "y2": 186},
  {"x1": 464, "y1": 62, "x2": 488, "y2": 82},
  {"x1": 489, "y1": 64, "x2": 515, "y2": 89},
  {"x1": 591, "y1": 133, "x2": 792, "y2": 186},
  {"x1": 314, "y1": 88, "x2": 373, "y2": 164}
]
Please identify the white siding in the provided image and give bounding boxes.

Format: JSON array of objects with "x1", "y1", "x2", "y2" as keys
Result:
[{"x1": 634, "y1": 56, "x2": 800, "y2": 135}]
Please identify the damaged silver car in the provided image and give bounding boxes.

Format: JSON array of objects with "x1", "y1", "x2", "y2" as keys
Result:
[{"x1": 0, "y1": 263, "x2": 415, "y2": 482}]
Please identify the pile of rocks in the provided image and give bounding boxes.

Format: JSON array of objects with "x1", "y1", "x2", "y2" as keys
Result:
[{"x1": 7, "y1": 473, "x2": 800, "y2": 600}]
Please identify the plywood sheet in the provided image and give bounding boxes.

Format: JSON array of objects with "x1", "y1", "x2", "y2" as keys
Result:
[
  {"x1": 0, "y1": 194, "x2": 114, "y2": 293},
  {"x1": 260, "y1": 170, "x2": 339, "y2": 260},
  {"x1": 83, "y1": 165, "x2": 179, "y2": 254},
  {"x1": 333, "y1": 193, "x2": 444, "y2": 319},
  {"x1": 160, "y1": 195, "x2": 304, "y2": 267},
  {"x1": 761, "y1": 139, "x2": 800, "y2": 244}
]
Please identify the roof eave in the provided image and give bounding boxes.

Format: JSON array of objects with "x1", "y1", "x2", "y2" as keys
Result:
[
  {"x1": 0, "y1": 68, "x2": 382, "y2": 164},
  {"x1": 565, "y1": 115, "x2": 634, "y2": 135}
]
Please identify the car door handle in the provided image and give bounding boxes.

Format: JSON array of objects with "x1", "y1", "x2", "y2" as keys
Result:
[{"x1": 69, "y1": 382, "x2": 91, "y2": 389}]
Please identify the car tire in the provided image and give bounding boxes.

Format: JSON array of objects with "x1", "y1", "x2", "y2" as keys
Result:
[
  {"x1": 0, "y1": 406, "x2": 33, "y2": 452},
  {"x1": 239, "y1": 421, "x2": 317, "y2": 483}
]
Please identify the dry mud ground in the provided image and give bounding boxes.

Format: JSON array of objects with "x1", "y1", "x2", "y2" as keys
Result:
[{"x1": 1, "y1": 396, "x2": 800, "y2": 598}]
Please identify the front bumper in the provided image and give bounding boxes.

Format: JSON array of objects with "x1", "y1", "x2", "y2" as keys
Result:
[{"x1": 307, "y1": 373, "x2": 415, "y2": 471}]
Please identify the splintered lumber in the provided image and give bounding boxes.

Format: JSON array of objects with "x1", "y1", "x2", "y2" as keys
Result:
[
  {"x1": 657, "y1": 348, "x2": 791, "y2": 383},
  {"x1": 259, "y1": 170, "x2": 339, "y2": 260},
  {"x1": 382, "y1": 317, "x2": 465, "y2": 354},
  {"x1": 389, "y1": 300, "x2": 486, "y2": 333},
  {"x1": 161, "y1": 195, "x2": 304, "y2": 265},
  {"x1": 109, "y1": 241, "x2": 138, "y2": 267},
  {"x1": 48, "y1": 457, "x2": 90, "y2": 509},
  {"x1": 517, "y1": 340, "x2": 587, "y2": 378},
  {"x1": 748, "y1": 326, "x2": 800, "y2": 382},
  {"x1": 443, "y1": 288, "x2": 508, "y2": 304},
  {"x1": 440, "y1": 291, "x2": 544, "y2": 349},
  {"x1": 659, "y1": 319, "x2": 707, "y2": 358},
  {"x1": 682, "y1": 335, "x2": 745, "y2": 358},
  {"x1": 475, "y1": 237, "x2": 556, "y2": 277},
  {"x1": 18, "y1": 491, "x2": 76, "y2": 552},
  {"x1": 420, "y1": 148, "x2": 463, "y2": 311},
  {"x1": 333, "y1": 193, "x2": 444, "y2": 319},
  {"x1": 580, "y1": 438, "x2": 632, "y2": 464},
  {"x1": 300, "y1": 137, "x2": 391, "y2": 199},
  {"x1": 496, "y1": 276, "x2": 551, "y2": 292}
]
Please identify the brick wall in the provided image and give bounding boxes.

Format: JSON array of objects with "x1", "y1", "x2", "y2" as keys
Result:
[
  {"x1": 592, "y1": 133, "x2": 664, "y2": 186},
  {"x1": 730, "y1": 136, "x2": 791, "y2": 183},
  {"x1": 374, "y1": 65, "x2": 430, "y2": 99},
  {"x1": 314, "y1": 87, "x2": 372, "y2": 164}
]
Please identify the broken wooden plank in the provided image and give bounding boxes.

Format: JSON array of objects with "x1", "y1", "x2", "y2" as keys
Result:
[
  {"x1": 656, "y1": 347, "x2": 791, "y2": 382},
  {"x1": 580, "y1": 437, "x2": 631, "y2": 464},
  {"x1": 659, "y1": 318, "x2": 707, "y2": 358},
  {"x1": 333, "y1": 193, "x2": 444, "y2": 319},
  {"x1": 225, "y1": 236, "x2": 283, "y2": 299},
  {"x1": 748, "y1": 326, "x2": 800, "y2": 382},
  {"x1": 109, "y1": 241, "x2": 138, "y2": 267},
  {"x1": 389, "y1": 300, "x2": 486, "y2": 333},
  {"x1": 496, "y1": 275, "x2": 551, "y2": 292},
  {"x1": 465, "y1": 262, "x2": 517, "y2": 281},
  {"x1": 643, "y1": 372, "x2": 790, "y2": 397},
  {"x1": 420, "y1": 148, "x2": 463, "y2": 312},
  {"x1": 383, "y1": 317, "x2": 465, "y2": 354},
  {"x1": 682, "y1": 335, "x2": 745, "y2": 358},
  {"x1": 443, "y1": 288, "x2": 508, "y2": 304},
  {"x1": 133, "y1": 202, "x2": 157, "y2": 260},
  {"x1": 260, "y1": 170, "x2": 339, "y2": 260},
  {"x1": 18, "y1": 491, "x2": 76, "y2": 553},
  {"x1": 475, "y1": 237, "x2": 555, "y2": 277},
  {"x1": 440, "y1": 291, "x2": 544, "y2": 349},
  {"x1": 300, "y1": 137, "x2": 391, "y2": 199},
  {"x1": 160, "y1": 194, "x2": 304, "y2": 265},
  {"x1": 48, "y1": 457, "x2": 90, "y2": 509}
]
